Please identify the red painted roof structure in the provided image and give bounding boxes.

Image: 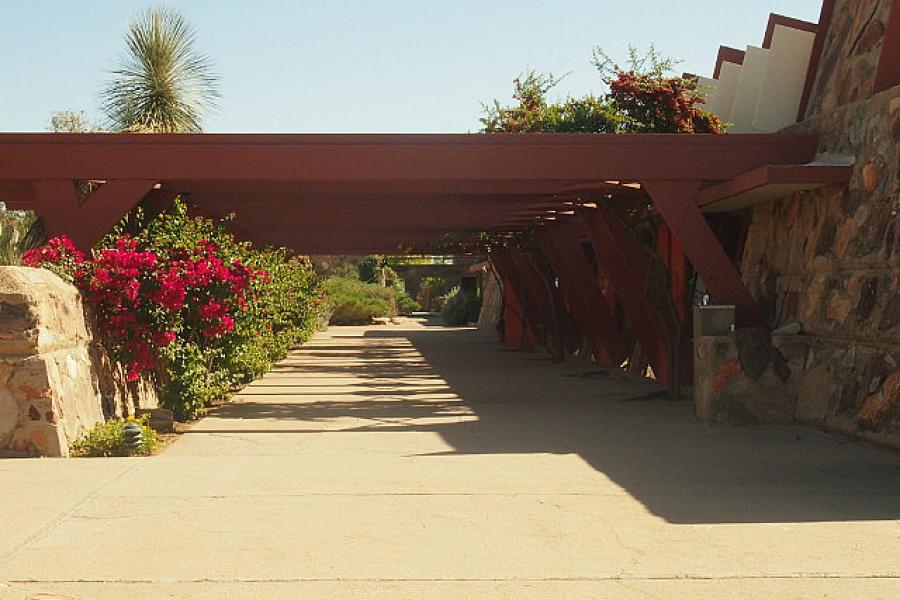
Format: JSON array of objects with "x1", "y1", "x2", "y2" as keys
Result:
[{"x1": 0, "y1": 132, "x2": 831, "y2": 255}]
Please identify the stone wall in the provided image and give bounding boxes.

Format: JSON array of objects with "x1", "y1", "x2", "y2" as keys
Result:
[
  {"x1": 0, "y1": 267, "x2": 158, "y2": 457},
  {"x1": 731, "y1": 0, "x2": 899, "y2": 446},
  {"x1": 804, "y1": 0, "x2": 894, "y2": 118}
]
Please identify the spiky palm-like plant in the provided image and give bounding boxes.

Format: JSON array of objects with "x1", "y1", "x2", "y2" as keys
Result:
[{"x1": 103, "y1": 6, "x2": 219, "y2": 133}]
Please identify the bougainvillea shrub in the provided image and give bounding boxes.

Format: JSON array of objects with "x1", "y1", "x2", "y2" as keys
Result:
[
  {"x1": 481, "y1": 46, "x2": 722, "y2": 134},
  {"x1": 606, "y1": 71, "x2": 722, "y2": 133},
  {"x1": 23, "y1": 199, "x2": 323, "y2": 420}
]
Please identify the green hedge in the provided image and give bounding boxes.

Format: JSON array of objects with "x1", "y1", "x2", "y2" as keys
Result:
[
  {"x1": 440, "y1": 286, "x2": 482, "y2": 325},
  {"x1": 323, "y1": 277, "x2": 420, "y2": 325}
]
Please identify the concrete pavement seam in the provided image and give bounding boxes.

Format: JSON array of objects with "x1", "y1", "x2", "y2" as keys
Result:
[{"x1": 0, "y1": 460, "x2": 144, "y2": 568}]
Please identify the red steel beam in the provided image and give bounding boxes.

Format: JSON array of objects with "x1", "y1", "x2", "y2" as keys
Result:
[
  {"x1": 508, "y1": 248, "x2": 562, "y2": 352},
  {"x1": 642, "y1": 180, "x2": 767, "y2": 327},
  {"x1": 536, "y1": 223, "x2": 626, "y2": 367},
  {"x1": 489, "y1": 248, "x2": 542, "y2": 349},
  {"x1": 657, "y1": 222, "x2": 690, "y2": 327},
  {"x1": 0, "y1": 134, "x2": 819, "y2": 183},
  {"x1": 576, "y1": 205, "x2": 675, "y2": 383},
  {"x1": 874, "y1": 0, "x2": 900, "y2": 93},
  {"x1": 3, "y1": 133, "x2": 821, "y2": 255},
  {"x1": 33, "y1": 179, "x2": 157, "y2": 250},
  {"x1": 486, "y1": 253, "x2": 532, "y2": 349}
]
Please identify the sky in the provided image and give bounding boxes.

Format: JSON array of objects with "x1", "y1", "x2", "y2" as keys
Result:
[{"x1": 0, "y1": 0, "x2": 824, "y2": 133}]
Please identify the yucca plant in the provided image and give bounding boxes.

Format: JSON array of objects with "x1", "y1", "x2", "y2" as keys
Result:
[
  {"x1": 103, "y1": 6, "x2": 219, "y2": 133},
  {"x1": 0, "y1": 209, "x2": 45, "y2": 266}
]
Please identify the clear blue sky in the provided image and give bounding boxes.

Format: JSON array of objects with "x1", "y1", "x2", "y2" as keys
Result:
[{"x1": 1, "y1": 0, "x2": 823, "y2": 133}]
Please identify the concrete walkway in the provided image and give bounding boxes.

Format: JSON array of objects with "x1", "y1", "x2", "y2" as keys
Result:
[{"x1": 1, "y1": 320, "x2": 899, "y2": 599}]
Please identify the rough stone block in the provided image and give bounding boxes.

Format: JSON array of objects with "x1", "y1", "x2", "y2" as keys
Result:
[
  {"x1": 0, "y1": 266, "x2": 158, "y2": 457},
  {"x1": 694, "y1": 333, "x2": 799, "y2": 426},
  {"x1": 0, "y1": 267, "x2": 89, "y2": 357},
  {"x1": 0, "y1": 348, "x2": 105, "y2": 457}
]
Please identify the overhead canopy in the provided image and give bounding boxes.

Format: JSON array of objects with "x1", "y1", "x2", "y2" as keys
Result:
[{"x1": 0, "y1": 133, "x2": 845, "y2": 254}]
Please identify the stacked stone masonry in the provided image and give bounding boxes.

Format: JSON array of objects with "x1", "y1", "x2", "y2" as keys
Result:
[
  {"x1": 703, "y1": 0, "x2": 899, "y2": 448},
  {"x1": 0, "y1": 267, "x2": 157, "y2": 457}
]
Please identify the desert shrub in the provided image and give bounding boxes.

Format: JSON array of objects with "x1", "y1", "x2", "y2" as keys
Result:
[
  {"x1": 416, "y1": 277, "x2": 448, "y2": 311},
  {"x1": 24, "y1": 199, "x2": 324, "y2": 421},
  {"x1": 324, "y1": 277, "x2": 397, "y2": 325},
  {"x1": 396, "y1": 290, "x2": 421, "y2": 315},
  {"x1": 440, "y1": 286, "x2": 482, "y2": 325},
  {"x1": 72, "y1": 415, "x2": 160, "y2": 457}
]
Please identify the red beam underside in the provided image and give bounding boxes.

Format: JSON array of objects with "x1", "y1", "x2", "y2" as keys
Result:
[
  {"x1": 537, "y1": 223, "x2": 626, "y2": 367},
  {"x1": 576, "y1": 205, "x2": 676, "y2": 383}
]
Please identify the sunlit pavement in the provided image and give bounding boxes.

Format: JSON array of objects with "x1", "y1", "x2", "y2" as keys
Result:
[{"x1": 2, "y1": 319, "x2": 899, "y2": 599}]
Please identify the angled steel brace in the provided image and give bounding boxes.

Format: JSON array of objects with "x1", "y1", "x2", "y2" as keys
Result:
[
  {"x1": 536, "y1": 223, "x2": 626, "y2": 367},
  {"x1": 576, "y1": 205, "x2": 676, "y2": 383},
  {"x1": 508, "y1": 247, "x2": 569, "y2": 359},
  {"x1": 33, "y1": 179, "x2": 157, "y2": 250},
  {"x1": 656, "y1": 222, "x2": 689, "y2": 326},
  {"x1": 642, "y1": 180, "x2": 767, "y2": 327},
  {"x1": 489, "y1": 248, "x2": 538, "y2": 350}
]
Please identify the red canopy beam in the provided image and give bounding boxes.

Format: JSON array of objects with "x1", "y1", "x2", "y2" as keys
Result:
[{"x1": 0, "y1": 134, "x2": 818, "y2": 182}]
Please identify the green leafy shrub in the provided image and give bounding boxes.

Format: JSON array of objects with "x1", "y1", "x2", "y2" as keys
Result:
[
  {"x1": 126, "y1": 201, "x2": 324, "y2": 419},
  {"x1": 27, "y1": 199, "x2": 325, "y2": 421},
  {"x1": 72, "y1": 415, "x2": 160, "y2": 457},
  {"x1": 324, "y1": 277, "x2": 397, "y2": 325},
  {"x1": 396, "y1": 290, "x2": 421, "y2": 315},
  {"x1": 481, "y1": 46, "x2": 721, "y2": 134},
  {"x1": 440, "y1": 286, "x2": 482, "y2": 325},
  {"x1": 416, "y1": 277, "x2": 448, "y2": 311},
  {"x1": 0, "y1": 208, "x2": 44, "y2": 266}
]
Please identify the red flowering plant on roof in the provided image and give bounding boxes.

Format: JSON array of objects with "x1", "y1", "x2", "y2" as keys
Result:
[
  {"x1": 606, "y1": 71, "x2": 722, "y2": 134},
  {"x1": 24, "y1": 233, "x2": 264, "y2": 382},
  {"x1": 481, "y1": 44, "x2": 722, "y2": 135}
]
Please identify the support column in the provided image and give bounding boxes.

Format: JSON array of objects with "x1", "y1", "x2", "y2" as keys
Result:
[
  {"x1": 537, "y1": 223, "x2": 626, "y2": 367},
  {"x1": 657, "y1": 222, "x2": 689, "y2": 326},
  {"x1": 33, "y1": 179, "x2": 157, "y2": 250},
  {"x1": 489, "y1": 249, "x2": 538, "y2": 350},
  {"x1": 576, "y1": 205, "x2": 675, "y2": 383},
  {"x1": 508, "y1": 247, "x2": 570, "y2": 359},
  {"x1": 643, "y1": 180, "x2": 767, "y2": 327}
]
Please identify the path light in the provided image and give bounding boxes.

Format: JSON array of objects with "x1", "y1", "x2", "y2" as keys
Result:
[{"x1": 122, "y1": 420, "x2": 143, "y2": 454}]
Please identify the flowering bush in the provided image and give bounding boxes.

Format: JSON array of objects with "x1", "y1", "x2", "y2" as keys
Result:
[
  {"x1": 24, "y1": 199, "x2": 323, "y2": 419},
  {"x1": 481, "y1": 46, "x2": 722, "y2": 134},
  {"x1": 607, "y1": 71, "x2": 721, "y2": 133},
  {"x1": 25, "y1": 234, "x2": 260, "y2": 383},
  {"x1": 481, "y1": 71, "x2": 619, "y2": 133}
]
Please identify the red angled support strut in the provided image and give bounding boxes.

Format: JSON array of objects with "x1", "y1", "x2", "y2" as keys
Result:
[
  {"x1": 642, "y1": 180, "x2": 767, "y2": 328},
  {"x1": 576, "y1": 205, "x2": 678, "y2": 383},
  {"x1": 33, "y1": 179, "x2": 158, "y2": 250},
  {"x1": 536, "y1": 223, "x2": 627, "y2": 367}
]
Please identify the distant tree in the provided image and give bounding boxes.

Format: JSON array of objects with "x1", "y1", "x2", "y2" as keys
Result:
[
  {"x1": 102, "y1": 6, "x2": 219, "y2": 133},
  {"x1": 49, "y1": 111, "x2": 105, "y2": 133}
]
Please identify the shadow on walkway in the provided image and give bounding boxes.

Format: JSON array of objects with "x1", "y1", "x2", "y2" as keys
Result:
[{"x1": 209, "y1": 324, "x2": 900, "y2": 525}]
